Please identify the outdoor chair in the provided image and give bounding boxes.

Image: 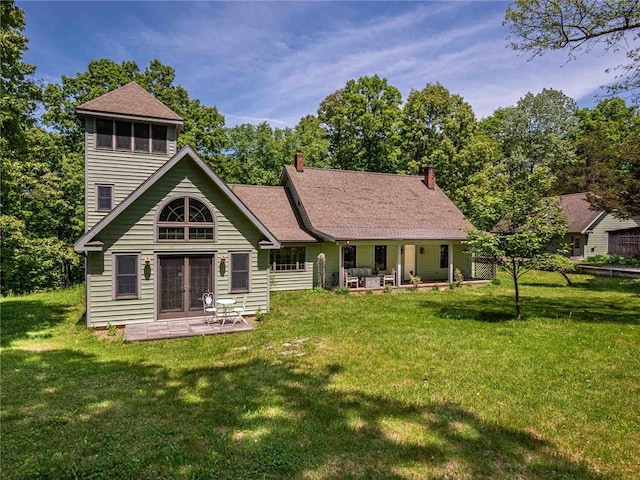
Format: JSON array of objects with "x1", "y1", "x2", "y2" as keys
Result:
[
  {"x1": 344, "y1": 269, "x2": 359, "y2": 288},
  {"x1": 232, "y1": 295, "x2": 248, "y2": 324},
  {"x1": 202, "y1": 292, "x2": 217, "y2": 324},
  {"x1": 382, "y1": 268, "x2": 396, "y2": 286}
]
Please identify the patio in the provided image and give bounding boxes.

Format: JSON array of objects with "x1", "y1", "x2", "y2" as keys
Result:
[{"x1": 124, "y1": 317, "x2": 253, "y2": 342}]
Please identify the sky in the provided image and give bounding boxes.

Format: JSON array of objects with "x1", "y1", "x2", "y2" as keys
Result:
[{"x1": 19, "y1": 1, "x2": 638, "y2": 128}]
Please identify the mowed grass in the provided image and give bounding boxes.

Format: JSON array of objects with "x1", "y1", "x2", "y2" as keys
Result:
[{"x1": 1, "y1": 272, "x2": 639, "y2": 480}]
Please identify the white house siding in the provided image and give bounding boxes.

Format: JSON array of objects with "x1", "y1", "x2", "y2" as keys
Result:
[
  {"x1": 84, "y1": 118, "x2": 178, "y2": 230},
  {"x1": 584, "y1": 214, "x2": 640, "y2": 258},
  {"x1": 86, "y1": 156, "x2": 269, "y2": 327}
]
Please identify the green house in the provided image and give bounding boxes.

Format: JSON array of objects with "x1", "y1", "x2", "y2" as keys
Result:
[{"x1": 75, "y1": 83, "x2": 484, "y2": 328}]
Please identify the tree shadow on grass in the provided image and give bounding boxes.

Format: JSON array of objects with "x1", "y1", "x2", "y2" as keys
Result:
[
  {"x1": 0, "y1": 299, "x2": 77, "y2": 347},
  {"x1": 432, "y1": 290, "x2": 639, "y2": 325},
  {"x1": 1, "y1": 348, "x2": 606, "y2": 480}
]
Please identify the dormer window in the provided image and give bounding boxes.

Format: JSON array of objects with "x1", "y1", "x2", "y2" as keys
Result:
[{"x1": 96, "y1": 119, "x2": 167, "y2": 154}]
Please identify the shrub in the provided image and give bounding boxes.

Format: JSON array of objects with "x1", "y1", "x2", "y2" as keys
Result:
[
  {"x1": 491, "y1": 277, "x2": 502, "y2": 286},
  {"x1": 382, "y1": 284, "x2": 393, "y2": 294},
  {"x1": 334, "y1": 287, "x2": 350, "y2": 295},
  {"x1": 454, "y1": 268, "x2": 464, "y2": 287},
  {"x1": 431, "y1": 284, "x2": 440, "y2": 292},
  {"x1": 410, "y1": 275, "x2": 421, "y2": 290}
]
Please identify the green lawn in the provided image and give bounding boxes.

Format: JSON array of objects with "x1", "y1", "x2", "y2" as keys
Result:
[{"x1": 1, "y1": 272, "x2": 639, "y2": 479}]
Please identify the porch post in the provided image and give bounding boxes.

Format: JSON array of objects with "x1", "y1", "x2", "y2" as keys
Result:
[
  {"x1": 448, "y1": 242, "x2": 454, "y2": 283},
  {"x1": 338, "y1": 243, "x2": 343, "y2": 287},
  {"x1": 396, "y1": 245, "x2": 402, "y2": 286}
]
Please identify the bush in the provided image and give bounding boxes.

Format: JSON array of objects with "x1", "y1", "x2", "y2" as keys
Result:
[
  {"x1": 454, "y1": 268, "x2": 464, "y2": 287},
  {"x1": 586, "y1": 254, "x2": 640, "y2": 267},
  {"x1": 431, "y1": 284, "x2": 441, "y2": 292},
  {"x1": 382, "y1": 284, "x2": 393, "y2": 294},
  {"x1": 334, "y1": 287, "x2": 350, "y2": 295},
  {"x1": 410, "y1": 275, "x2": 421, "y2": 290},
  {"x1": 491, "y1": 277, "x2": 502, "y2": 286}
]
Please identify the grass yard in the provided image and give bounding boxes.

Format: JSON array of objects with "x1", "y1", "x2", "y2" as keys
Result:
[{"x1": 1, "y1": 271, "x2": 639, "y2": 479}]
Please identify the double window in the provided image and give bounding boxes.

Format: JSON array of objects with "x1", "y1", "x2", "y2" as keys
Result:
[
  {"x1": 114, "y1": 253, "x2": 139, "y2": 299},
  {"x1": 230, "y1": 252, "x2": 250, "y2": 293},
  {"x1": 96, "y1": 119, "x2": 167, "y2": 154},
  {"x1": 270, "y1": 247, "x2": 306, "y2": 271},
  {"x1": 157, "y1": 197, "x2": 215, "y2": 242}
]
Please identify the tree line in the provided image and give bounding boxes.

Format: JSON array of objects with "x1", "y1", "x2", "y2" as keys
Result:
[{"x1": 2, "y1": 1, "x2": 639, "y2": 296}]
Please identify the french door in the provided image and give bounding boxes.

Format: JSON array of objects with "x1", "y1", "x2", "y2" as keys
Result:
[{"x1": 159, "y1": 256, "x2": 214, "y2": 319}]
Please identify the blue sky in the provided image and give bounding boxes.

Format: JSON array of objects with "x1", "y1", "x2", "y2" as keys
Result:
[{"x1": 20, "y1": 1, "x2": 636, "y2": 127}]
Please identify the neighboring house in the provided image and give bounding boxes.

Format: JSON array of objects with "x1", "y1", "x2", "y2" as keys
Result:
[
  {"x1": 75, "y1": 82, "x2": 482, "y2": 328},
  {"x1": 557, "y1": 193, "x2": 640, "y2": 258}
]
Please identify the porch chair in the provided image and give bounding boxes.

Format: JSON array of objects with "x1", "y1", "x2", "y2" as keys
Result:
[
  {"x1": 202, "y1": 292, "x2": 217, "y2": 324},
  {"x1": 382, "y1": 268, "x2": 396, "y2": 286},
  {"x1": 232, "y1": 295, "x2": 248, "y2": 325},
  {"x1": 344, "y1": 268, "x2": 359, "y2": 288}
]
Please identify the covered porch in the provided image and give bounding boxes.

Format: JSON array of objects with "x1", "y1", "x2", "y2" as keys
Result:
[{"x1": 334, "y1": 240, "x2": 487, "y2": 288}]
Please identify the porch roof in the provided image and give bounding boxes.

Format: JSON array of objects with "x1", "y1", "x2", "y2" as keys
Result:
[{"x1": 283, "y1": 166, "x2": 473, "y2": 241}]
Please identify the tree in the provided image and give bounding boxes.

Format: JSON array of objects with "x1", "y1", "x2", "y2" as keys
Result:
[
  {"x1": 0, "y1": 1, "x2": 82, "y2": 293},
  {"x1": 0, "y1": 0, "x2": 41, "y2": 149},
  {"x1": 43, "y1": 59, "x2": 226, "y2": 162},
  {"x1": 576, "y1": 98, "x2": 640, "y2": 217},
  {"x1": 466, "y1": 177, "x2": 568, "y2": 320},
  {"x1": 294, "y1": 115, "x2": 331, "y2": 168},
  {"x1": 318, "y1": 75, "x2": 402, "y2": 173},
  {"x1": 224, "y1": 122, "x2": 296, "y2": 185},
  {"x1": 480, "y1": 88, "x2": 578, "y2": 183},
  {"x1": 400, "y1": 83, "x2": 491, "y2": 196},
  {"x1": 505, "y1": 0, "x2": 640, "y2": 102}
]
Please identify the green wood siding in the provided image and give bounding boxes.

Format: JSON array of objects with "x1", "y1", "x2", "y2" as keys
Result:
[
  {"x1": 584, "y1": 214, "x2": 640, "y2": 258},
  {"x1": 84, "y1": 118, "x2": 178, "y2": 230},
  {"x1": 86, "y1": 156, "x2": 269, "y2": 327}
]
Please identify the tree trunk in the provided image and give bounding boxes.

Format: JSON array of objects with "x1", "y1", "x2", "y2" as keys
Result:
[{"x1": 514, "y1": 277, "x2": 521, "y2": 320}]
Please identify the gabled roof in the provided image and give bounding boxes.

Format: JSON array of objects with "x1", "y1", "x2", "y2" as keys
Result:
[
  {"x1": 76, "y1": 81, "x2": 183, "y2": 124},
  {"x1": 557, "y1": 193, "x2": 605, "y2": 233},
  {"x1": 74, "y1": 146, "x2": 280, "y2": 252},
  {"x1": 282, "y1": 166, "x2": 473, "y2": 241},
  {"x1": 229, "y1": 185, "x2": 318, "y2": 243}
]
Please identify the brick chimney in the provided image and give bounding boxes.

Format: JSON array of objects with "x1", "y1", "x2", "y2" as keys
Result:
[
  {"x1": 424, "y1": 165, "x2": 435, "y2": 190},
  {"x1": 294, "y1": 151, "x2": 304, "y2": 172}
]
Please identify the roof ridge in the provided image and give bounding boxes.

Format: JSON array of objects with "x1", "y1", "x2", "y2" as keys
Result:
[{"x1": 285, "y1": 164, "x2": 423, "y2": 179}]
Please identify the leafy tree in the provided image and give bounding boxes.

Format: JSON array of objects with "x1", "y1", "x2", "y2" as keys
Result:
[
  {"x1": 480, "y1": 88, "x2": 578, "y2": 181},
  {"x1": 505, "y1": 0, "x2": 640, "y2": 102},
  {"x1": 575, "y1": 98, "x2": 640, "y2": 217},
  {"x1": 318, "y1": 75, "x2": 402, "y2": 173},
  {"x1": 225, "y1": 122, "x2": 297, "y2": 185},
  {"x1": 0, "y1": 0, "x2": 41, "y2": 149},
  {"x1": 400, "y1": 83, "x2": 487, "y2": 194},
  {"x1": 294, "y1": 115, "x2": 331, "y2": 168},
  {"x1": 466, "y1": 179, "x2": 567, "y2": 320},
  {"x1": 1, "y1": 1, "x2": 82, "y2": 293},
  {"x1": 43, "y1": 58, "x2": 226, "y2": 162}
]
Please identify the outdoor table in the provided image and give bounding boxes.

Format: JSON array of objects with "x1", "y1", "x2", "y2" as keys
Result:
[{"x1": 216, "y1": 298, "x2": 236, "y2": 324}]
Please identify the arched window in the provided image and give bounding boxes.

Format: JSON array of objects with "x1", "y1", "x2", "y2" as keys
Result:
[{"x1": 157, "y1": 197, "x2": 215, "y2": 241}]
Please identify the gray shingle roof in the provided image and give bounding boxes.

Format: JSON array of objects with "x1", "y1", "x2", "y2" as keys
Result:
[
  {"x1": 557, "y1": 193, "x2": 603, "y2": 233},
  {"x1": 283, "y1": 166, "x2": 473, "y2": 241},
  {"x1": 76, "y1": 81, "x2": 183, "y2": 123},
  {"x1": 230, "y1": 184, "x2": 318, "y2": 243}
]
